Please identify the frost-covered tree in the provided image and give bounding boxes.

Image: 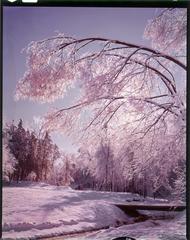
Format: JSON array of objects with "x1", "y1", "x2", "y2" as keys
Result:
[
  {"x1": 26, "y1": 131, "x2": 38, "y2": 180},
  {"x1": 51, "y1": 154, "x2": 74, "y2": 186},
  {"x1": 115, "y1": 145, "x2": 136, "y2": 193},
  {"x1": 172, "y1": 159, "x2": 186, "y2": 202},
  {"x1": 144, "y1": 8, "x2": 187, "y2": 55},
  {"x1": 34, "y1": 131, "x2": 60, "y2": 181},
  {"x1": 94, "y1": 139, "x2": 115, "y2": 191},
  {"x1": 14, "y1": 9, "x2": 186, "y2": 197},
  {"x1": 72, "y1": 148, "x2": 96, "y2": 189},
  {"x1": 5, "y1": 119, "x2": 29, "y2": 181},
  {"x1": 15, "y1": 9, "x2": 186, "y2": 140}
]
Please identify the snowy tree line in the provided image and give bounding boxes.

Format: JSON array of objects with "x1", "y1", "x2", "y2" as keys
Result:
[
  {"x1": 73, "y1": 129, "x2": 185, "y2": 201},
  {"x1": 2, "y1": 118, "x2": 185, "y2": 201},
  {"x1": 3, "y1": 119, "x2": 60, "y2": 183}
]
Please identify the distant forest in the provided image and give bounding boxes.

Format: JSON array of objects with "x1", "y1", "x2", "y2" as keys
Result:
[{"x1": 3, "y1": 119, "x2": 185, "y2": 201}]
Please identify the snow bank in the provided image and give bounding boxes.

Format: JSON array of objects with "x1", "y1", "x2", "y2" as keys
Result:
[
  {"x1": 2, "y1": 183, "x2": 133, "y2": 239},
  {"x1": 77, "y1": 211, "x2": 186, "y2": 240}
]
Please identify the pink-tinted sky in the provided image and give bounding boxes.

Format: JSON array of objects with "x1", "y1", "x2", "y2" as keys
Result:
[{"x1": 3, "y1": 7, "x2": 159, "y2": 152}]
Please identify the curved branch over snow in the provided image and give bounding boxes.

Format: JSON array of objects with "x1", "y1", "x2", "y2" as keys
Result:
[{"x1": 15, "y1": 8, "x2": 186, "y2": 138}]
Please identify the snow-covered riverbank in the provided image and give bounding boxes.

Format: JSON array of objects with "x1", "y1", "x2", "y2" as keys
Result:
[
  {"x1": 60, "y1": 211, "x2": 186, "y2": 240},
  {"x1": 2, "y1": 182, "x2": 186, "y2": 240}
]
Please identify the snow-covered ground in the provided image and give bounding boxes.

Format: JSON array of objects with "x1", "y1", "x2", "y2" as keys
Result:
[
  {"x1": 61, "y1": 211, "x2": 186, "y2": 240},
  {"x1": 2, "y1": 182, "x2": 186, "y2": 240}
]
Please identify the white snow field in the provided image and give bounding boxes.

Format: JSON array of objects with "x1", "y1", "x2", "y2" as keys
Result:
[{"x1": 2, "y1": 182, "x2": 186, "y2": 240}]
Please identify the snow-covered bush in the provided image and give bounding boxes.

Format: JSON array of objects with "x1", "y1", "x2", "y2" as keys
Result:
[
  {"x1": 3, "y1": 144, "x2": 17, "y2": 182},
  {"x1": 26, "y1": 171, "x2": 37, "y2": 181}
]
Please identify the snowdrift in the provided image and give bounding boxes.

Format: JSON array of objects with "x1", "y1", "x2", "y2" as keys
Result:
[{"x1": 3, "y1": 182, "x2": 133, "y2": 239}]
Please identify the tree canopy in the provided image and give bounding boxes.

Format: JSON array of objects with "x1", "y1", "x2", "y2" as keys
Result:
[{"x1": 15, "y1": 9, "x2": 186, "y2": 139}]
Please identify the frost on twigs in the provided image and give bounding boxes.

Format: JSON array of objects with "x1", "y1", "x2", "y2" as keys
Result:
[
  {"x1": 15, "y1": 36, "x2": 77, "y2": 103},
  {"x1": 144, "y1": 8, "x2": 187, "y2": 56},
  {"x1": 42, "y1": 107, "x2": 82, "y2": 137}
]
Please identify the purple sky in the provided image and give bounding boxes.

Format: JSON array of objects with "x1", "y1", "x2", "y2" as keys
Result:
[{"x1": 3, "y1": 7, "x2": 159, "y2": 152}]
